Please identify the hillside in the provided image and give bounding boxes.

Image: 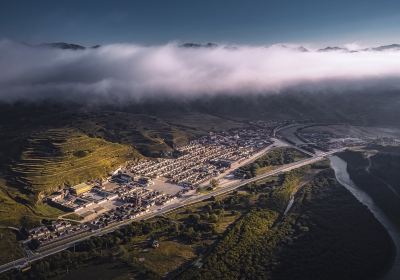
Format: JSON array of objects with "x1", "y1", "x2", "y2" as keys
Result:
[
  {"x1": 74, "y1": 111, "x2": 243, "y2": 157},
  {"x1": 0, "y1": 104, "x2": 245, "y2": 203},
  {"x1": 10, "y1": 128, "x2": 139, "y2": 196}
]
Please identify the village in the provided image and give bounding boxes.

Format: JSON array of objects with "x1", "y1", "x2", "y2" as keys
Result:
[
  {"x1": 27, "y1": 122, "x2": 400, "y2": 248},
  {"x1": 9, "y1": 121, "x2": 400, "y2": 276},
  {"x1": 26, "y1": 127, "x2": 274, "y2": 248}
]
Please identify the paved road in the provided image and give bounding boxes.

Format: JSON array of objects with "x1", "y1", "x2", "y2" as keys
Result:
[
  {"x1": 0, "y1": 146, "x2": 343, "y2": 275},
  {"x1": 0, "y1": 226, "x2": 19, "y2": 231}
]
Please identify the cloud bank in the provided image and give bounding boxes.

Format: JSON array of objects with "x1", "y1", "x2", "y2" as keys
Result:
[{"x1": 1, "y1": 40, "x2": 400, "y2": 103}]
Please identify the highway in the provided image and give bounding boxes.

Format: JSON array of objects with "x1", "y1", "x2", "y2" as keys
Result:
[{"x1": 0, "y1": 145, "x2": 344, "y2": 275}]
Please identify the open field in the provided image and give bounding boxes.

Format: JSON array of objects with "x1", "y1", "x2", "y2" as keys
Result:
[
  {"x1": 61, "y1": 214, "x2": 83, "y2": 222},
  {"x1": 138, "y1": 241, "x2": 196, "y2": 276}
]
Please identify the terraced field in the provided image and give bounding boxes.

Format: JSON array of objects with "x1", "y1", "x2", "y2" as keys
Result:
[{"x1": 11, "y1": 128, "x2": 140, "y2": 195}]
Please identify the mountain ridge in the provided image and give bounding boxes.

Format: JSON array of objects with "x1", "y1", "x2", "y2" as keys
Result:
[{"x1": 36, "y1": 41, "x2": 400, "y2": 53}]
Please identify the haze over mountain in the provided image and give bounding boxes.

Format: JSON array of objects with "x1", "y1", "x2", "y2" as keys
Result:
[
  {"x1": 38, "y1": 40, "x2": 400, "y2": 53},
  {"x1": 2, "y1": 39, "x2": 400, "y2": 105}
]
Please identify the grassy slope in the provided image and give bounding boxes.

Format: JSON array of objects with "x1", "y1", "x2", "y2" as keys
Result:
[
  {"x1": 0, "y1": 179, "x2": 64, "y2": 227},
  {"x1": 11, "y1": 128, "x2": 140, "y2": 196},
  {"x1": 77, "y1": 111, "x2": 244, "y2": 156},
  {"x1": 0, "y1": 179, "x2": 65, "y2": 265}
]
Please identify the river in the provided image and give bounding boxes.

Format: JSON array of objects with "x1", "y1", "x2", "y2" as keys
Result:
[{"x1": 329, "y1": 155, "x2": 400, "y2": 280}]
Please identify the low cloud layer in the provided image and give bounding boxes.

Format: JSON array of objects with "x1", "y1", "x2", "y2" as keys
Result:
[{"x1": 1, "y1": 40, "x2": 400, "y2": 103}]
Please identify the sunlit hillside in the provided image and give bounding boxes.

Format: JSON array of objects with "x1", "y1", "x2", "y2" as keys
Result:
[{"x1": 10, "y1": 128, "x2": 140, "y2": 195}]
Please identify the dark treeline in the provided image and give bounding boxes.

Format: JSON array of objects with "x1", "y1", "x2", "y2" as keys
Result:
[{"x1": 238, "y1": 147, "x2": 308, "y2": 178}]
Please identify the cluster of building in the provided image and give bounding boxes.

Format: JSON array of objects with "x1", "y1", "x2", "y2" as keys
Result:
[
  {"x1": 129, "y1": 145, "x2": 227, "y2": 187},
  {"x1": 46, "y1": 183, "x2": 118, "y2": 212},
  {"x1": 30, "y1": 128, "x2": 274, "y2": 248},
  {"x1": 90, "y1": 187, "x2": 177, "y2": 229},
  {"x1": 128, "y1": 128, "x2": 272, "y2": 187},
  {"x1": 28, "y1": 221, "x2": 88, "y2": 245},
  {"x1": 371, "y1": 137, "x2": 400, "y2": 146},
  {"x1": 198, "y1": 128, "x2": 272, "y2": 148},
  {"x1": 297, "y1": 130, "x2": 367, "y2": 151},
  {"x1": 33, "y1": 174, "x2": 182, "y2": 247}
]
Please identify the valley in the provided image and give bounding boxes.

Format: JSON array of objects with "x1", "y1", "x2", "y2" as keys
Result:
[{"x1": 0, "y1": 113, "x2": 398, "y2": 280}]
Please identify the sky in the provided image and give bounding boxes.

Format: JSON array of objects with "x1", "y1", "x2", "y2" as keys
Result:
[{"x1": 1, "y1": 0, "x2": 400, "y2": 46}]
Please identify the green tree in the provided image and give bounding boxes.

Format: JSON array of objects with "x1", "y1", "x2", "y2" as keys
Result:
[{"x1": 210, "y1": 179, "x2": 219, "y2": 189}]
